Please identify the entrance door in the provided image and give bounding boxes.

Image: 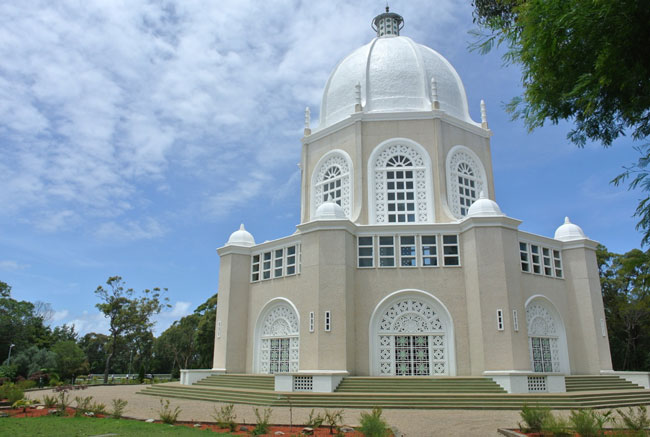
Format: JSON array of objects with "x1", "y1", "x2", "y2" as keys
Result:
[
  {"x1": 269, "y1": 338, "x2": 290, "y2": 374},
  {"x1": 395, "y1": 335, "x2": 430, "y2": 376},
  {"x1": 530, "y1": 337, "x2": 553, "y2": 372}
]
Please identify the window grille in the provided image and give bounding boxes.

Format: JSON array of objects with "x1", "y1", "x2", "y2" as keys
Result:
[
  {"x1": 251, "y1": 255, "x2": 261, "y2": 282},
  {"x1": 324, "y1": 311, "x2": 331, "y2": 332},
  {"x1": 421, "y1": 235, "x2": 438, "y2": 267},
  {"x1": 553, "y1": 250, "x2": 563, "y2": 278},
  {"x1": 513, "y1": 310, "x2": 519, "y2": 332},
  {"x1": 527, "y1": 376, "x2": 547, "y2": 392},
  {"x1": 399, "y1": 235, "x2": 417, "y2": 267},
  {"x1": 385, "y1": 156, "x2": 416, "y2": 223},
  {"x1": 293, "y1": 376, "x2": 313, "y2": 391},
  {"x1": 379, "y1": 236, "x2": 395, "y2": 267},
  {"x1": 519, "y1": 242, "x2": 530, "y2": 272},
  {"x1": 530, "y1": 245, "x2": 541, "y2": 274},
  {"x1": 496, "y1": 309, "x2": 504, "y2": 331},
  {"x1": 358, "y1": 236, "x2": 374, "y2": 268},
  {"x1": 456, "y1": 162, "x2": 478, "y2": 216},
  {"x1": 442, "y1": 235, "x2": 460, "y2": 266},
  {"x1": 309, "y1": 312, "x2": 315, "y2": 333},
  {"x1": 321, "y1": 167, "x2": 342, "y2": 205}
]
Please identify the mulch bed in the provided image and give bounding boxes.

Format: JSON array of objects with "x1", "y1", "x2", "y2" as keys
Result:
[{"x1": 511, "y1": 430, "x2": 643, "y2": 436}]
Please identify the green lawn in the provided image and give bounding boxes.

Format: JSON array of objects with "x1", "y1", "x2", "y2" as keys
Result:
[{"x1": 0, "y1": 415, "x2": 234, "y2": 436}]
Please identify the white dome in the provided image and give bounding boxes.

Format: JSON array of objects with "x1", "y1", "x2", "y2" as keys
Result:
[
  {"x1": 226, "y1": 224, "x2": 255, "y2": 247},
  {"x1": 319, "y1": 36, "x2": 474, "y2": 130},
  {"x1": 314, "y1": 200, "x2": 347, "y2": 220},
  {"x1": 467, "y1": 192, "x2": 505, "y2": 217},
  {"x1": 554, "y1": 217, "x2": 587, "y2": 241}
]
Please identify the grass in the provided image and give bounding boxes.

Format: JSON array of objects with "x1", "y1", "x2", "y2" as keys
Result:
[{"x1": 0, "y1": 415, "x2": 234, "y2": 436}]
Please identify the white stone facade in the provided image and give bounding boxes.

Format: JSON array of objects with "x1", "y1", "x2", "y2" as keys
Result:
[{"x1": 207, "y1": 10, "x2": 614, "y2": 386}]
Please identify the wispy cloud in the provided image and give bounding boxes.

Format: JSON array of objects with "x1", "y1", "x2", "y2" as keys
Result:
[
  {"x1": 95, "y1": 218, "x2": 168, "y2": 242},
  {"x1": 0, "y1": 260, "x2": 29, "y2": 271}
]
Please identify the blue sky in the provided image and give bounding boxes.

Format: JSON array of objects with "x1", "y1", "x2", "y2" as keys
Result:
[{"x1": 0, "y1": 0, "x2": 644, "y2": 336}]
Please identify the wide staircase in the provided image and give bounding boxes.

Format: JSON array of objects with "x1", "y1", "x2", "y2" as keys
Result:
[{"x1": 138, "y1": 374, "x2": 650, "y2": 410}]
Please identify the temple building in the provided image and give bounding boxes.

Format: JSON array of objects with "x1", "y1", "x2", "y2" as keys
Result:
[{"x1": 191, "y1": 8, "x2": 618, "y2": 393}]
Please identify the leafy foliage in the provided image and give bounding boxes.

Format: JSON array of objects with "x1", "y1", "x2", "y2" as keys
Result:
[
  {"x1": 52, "y1": 341, "x2": 88, "y2": 381},
  {"x1": 324, "y1": 409, "x2": 344, "y2": 435},
  {"x1": 110, "y1": 398, "x2": 128, "y2": 419},
  {"x1": 213, "y1": 403, "x2": 237, "y2": 432},
  {"x1": 359, "y1": 407, "x2": 390, "y2": 437},
  {"x1": 94, "y1": 276, "x2": 168, "y2": 383},
  {"x1": 158, "y1": 399, "x2": 182, "y2": 424},
  {"x1": 252, "y1": 407, "x2": 272, "y2": 435},
  {"x1": 518, "y1": 404, "x2": 551, "y2": 433},
  {"x1": 569, "y1": 409, "x2": 613, "y2": 437},
  {"x1": 616, "y1": 405, "x2": 650, "y2": 431}
]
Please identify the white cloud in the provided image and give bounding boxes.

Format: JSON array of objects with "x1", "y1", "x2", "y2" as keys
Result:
[
  {"x1": 0, "y1": 260, "x2": 29, "y2": 270},
  {"x1": 51, "y1": 309, "x2": 69, "y2": 322},
  {"x1": 95, "y1": 218, "x2": 168, "y2": 241}
]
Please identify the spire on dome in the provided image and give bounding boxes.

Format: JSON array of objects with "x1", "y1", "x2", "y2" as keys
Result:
[
  {"x1": 371, "y1": 6, "x2": 404, "y2": 37},
  {"x1": 304, "y1": 106, "x2": 311, "y2": 136},
  {"x1": 480, "y1": 100, "x2": 488, "y2": 128}
]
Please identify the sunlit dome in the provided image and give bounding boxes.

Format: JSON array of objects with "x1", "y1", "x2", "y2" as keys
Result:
[
  {"x1": 467, "y1": 192, "x2": 505, "y2": 218},
  {"x1": 318, "y1": 8, "x2": 474, "y2": 130},
  {"x1": 554, "y1": 217, "x2": 587, "y2": 241},
  {"x1": 226, "y1": 224, "x2": 255, "y2": 247},
  {"x1": 314, "y1": 199, "x2": 347, "y2": 220}
]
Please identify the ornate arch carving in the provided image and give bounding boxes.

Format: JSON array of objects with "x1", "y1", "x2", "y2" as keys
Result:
[
  {"x1": 446, "y1": 146, "x2": 487, "y2": 219},
  {"x1": 311, "y1": 150, "x2": 353, "y2": 219}
]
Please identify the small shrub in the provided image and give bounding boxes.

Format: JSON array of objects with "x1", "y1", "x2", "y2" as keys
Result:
[
  {"x1": 306, "y1": 409, "x2": 324, "y2": 428},
  {"x1": 213, "y1": 403, "x2": 237, "y2": 432},
  {"x1": 74, "y1": 395, "x2": 93, "y2": 417},
  {"x1": 12, "y1": 398, "x2": 34, "y2": 412},
  {"x1": 542, "y1": 413, "x2": 572, "y2": 437},
  {"x1": 617, "y1": 405, "x2": 650, "y2": 431},
  {"x1": 324, "y1": 409, "x2": 344, "y2": 435},
  {"x1": 252, "y1": 407, "x2": 272, "y2": 435},
  {"x1": 569, "y1": 409, "x2": 612, "y2": 437},
  {"x1": 43, "y1": 394, "x2": 57, "y2": 408},
  {"x1": 519, "y1": 404, "x2": 552, "y2": 433},
  {"x1": 138, "y1": 365, "x2": 145, "y2": 384},
  {"x1": 57, "y1": 390, "x2": 70, "y2": 415},
  {"x1": 6, "y1": 386, "x2": 25, "y2": 404},
  {"x1": 359, "y1": 407, "x2": 390, "y2": 437},
  {"x1": 16, "y1": 379, "x2": 36, "y2": 390},
  {"x1": 110, "y1": 398, "x2": 128, "y2": 419},
  {"x1": 158, "y1": 399, "x2": 182, "y2": 425},
  {"x1": 90, "y1": 401, "x2": 107, "y2": 415}
]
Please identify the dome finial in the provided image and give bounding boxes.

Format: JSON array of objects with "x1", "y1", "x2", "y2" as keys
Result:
[
  {"x1": 372, "y1": 7, "x2": 404, "y2": 37},
  {"x1": 304, "y1": 106, "x2": 311, "y2": 136},
  {"x1": 430, "y1": 77, "x2": 440, "y2": 109},
  {"x1": 480, "y1": 99, "x2": 488, "y2": 128}
]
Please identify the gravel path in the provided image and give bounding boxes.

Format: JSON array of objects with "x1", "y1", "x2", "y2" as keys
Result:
[{"x1": 26, "y1": 383, "x2": 521, "y2": 436}]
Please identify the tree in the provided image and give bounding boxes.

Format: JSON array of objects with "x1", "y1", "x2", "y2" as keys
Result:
[
  {"x1": 51, "y1": 340, "x2": 88, "y2": 381},
  {"x1": 472, "y1": 0, "x2": 650, "y2": 242},
  {"x1": 79, "y1": 332, "x2": 111, "y2": 374},
  {"x1": 8, "y1": 345, "x2": 57, "y2": 378},
  {"x1": 94, "y1": 276, "x2": 168, "y2": 383}
]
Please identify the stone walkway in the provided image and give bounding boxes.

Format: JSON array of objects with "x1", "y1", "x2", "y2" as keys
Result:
[{"x1": 26, "y1": 382, "x2": 523, "y2": 436}]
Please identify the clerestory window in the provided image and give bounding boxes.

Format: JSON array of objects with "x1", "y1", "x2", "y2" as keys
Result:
[
  {"x1": 446, "y1": 146, "x2": 487, "y2": 219},
  {"x1": 312, "y1": 151, "x2": 352, "y2": 219}
]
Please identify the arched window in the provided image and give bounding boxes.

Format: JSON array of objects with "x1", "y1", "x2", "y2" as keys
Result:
[
  {"x1": 446, "y1": 146, "x2": 487, "y2": 219},
  {"x1": 311, "y1": 151, "x2": 352, "y2": 219},
  {"x1": 255, "y1": 301, "x2": 300, "y2": 374},
  {"x1": 370, "y1": 141, "x2": 433, "y2": 224}
]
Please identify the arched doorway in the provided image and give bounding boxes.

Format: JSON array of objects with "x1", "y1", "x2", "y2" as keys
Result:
[
  {"x1": 370, "y1": 290, "x2": 455, "y2": 376},
  {"x1": 254, "y1": 299, "x2": 300, "y2": 374},
  {"x1": 525, "y1": 296, "x2": 570, "y2": 374}
]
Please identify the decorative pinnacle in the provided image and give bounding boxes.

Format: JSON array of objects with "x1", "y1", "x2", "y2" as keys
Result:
[
  {"x1": 371, "y1": 6, "x2": 404, "y2": 37},
  {"x1": 565, "y1": 216, "x2": 571, "y2": 224},
  {"x1": 239, "y1": 223, "x2": 246, "y2": 230},
  {"x1": 304, "y1": 106, "x2": 311, "y2": 136},
  {"x1": 480, "y1": 99, "x2": 488, "y2": 127},
  {"x1": 430, "y1": 77, "x2": 439, "y2": 109}
]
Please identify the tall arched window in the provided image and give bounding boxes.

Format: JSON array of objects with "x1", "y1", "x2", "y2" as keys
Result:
[
  {"x1": 370, "y1": 140, "x2": 433, "y2": 224},
  {"x1": 446, "y1": 146, "x2": 487, "y2": 219},
  {"x1": 255, "y1": 300, "x2": 300, "y2": 374},
  {"x1": 311, "y1": 150, "x2": 352, "y2": 219},
  {"x1": 525, "y1": 297, "x2": 569, "y2": 374}
]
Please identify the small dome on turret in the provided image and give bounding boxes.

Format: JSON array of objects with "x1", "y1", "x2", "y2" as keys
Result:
[
  {"x1": 554, "y1": 217, "x2": 587, "y2": 241},
  {"x1": 226, "y1": 224, "x2": 255, "y2": 247},
  {"x1": 314, "y1": 199, "x2": 347, "y2": 220},
  {"x1": 467, "y1": 192, "x2": 504, "y2": 217}
]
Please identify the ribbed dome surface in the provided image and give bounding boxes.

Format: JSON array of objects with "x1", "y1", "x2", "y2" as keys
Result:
[{"x1": 319, "y1": 36, "x2": 473, "y2": 130}]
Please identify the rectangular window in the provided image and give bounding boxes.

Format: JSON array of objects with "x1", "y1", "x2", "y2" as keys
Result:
[
  {"x1": 286, "y1": 245, "x2": 297, "y2": 275},
  {"x1": 513, "y1": 310, "x2": 519, "y2": 332},
  {"x1": 217, "y1": 320, "x2": 222, "y2": 338},
  {"x1": 442, "y1": 235, "x2": 460, "y2": 266},
  {"x1": 358, "y1": 236, "x2": 374, "y2": 268},
  {"x1": 262, "y1": 251, "x2": 272, "y2": 280},
  {"x1": 600, "y1": 318, "x2": 607, "y2": 337},
  {"x1": 399, "y1": 235, "x2": 417, "y2": 267},
  {"x1": 251, "y1": 254, "x2": 260, "y2": 282},
  {"x1": 496, "y1": 309, "x2": 504, "y2": 331},
  {"x1": 379, "y1": 236, "x2": 395, "y2": 267},
  {"x1": 421, "y1": 235, "x2": 438, "y2": 267},
  {"x1": 519, "y1": 242, "x2": 530, "y2": 272},
  {"x1": 553, "y1": 250, "x2": 563, "y2": 278},
  {"x1": 324, "y1": 311, "x2": 331, "y2": 332},
  {"x1": 542, "y1": 248, "x2": 552, "y2": 276},
  {"x1": 309, "y1": 312, "x2": 315, "y2": 333},
  {"x1": 530, "y1": 244, "x2": 541, "y2": 274},
  {"x1": 274, "y1": 248, "x2": 284, "y2": 278}
]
